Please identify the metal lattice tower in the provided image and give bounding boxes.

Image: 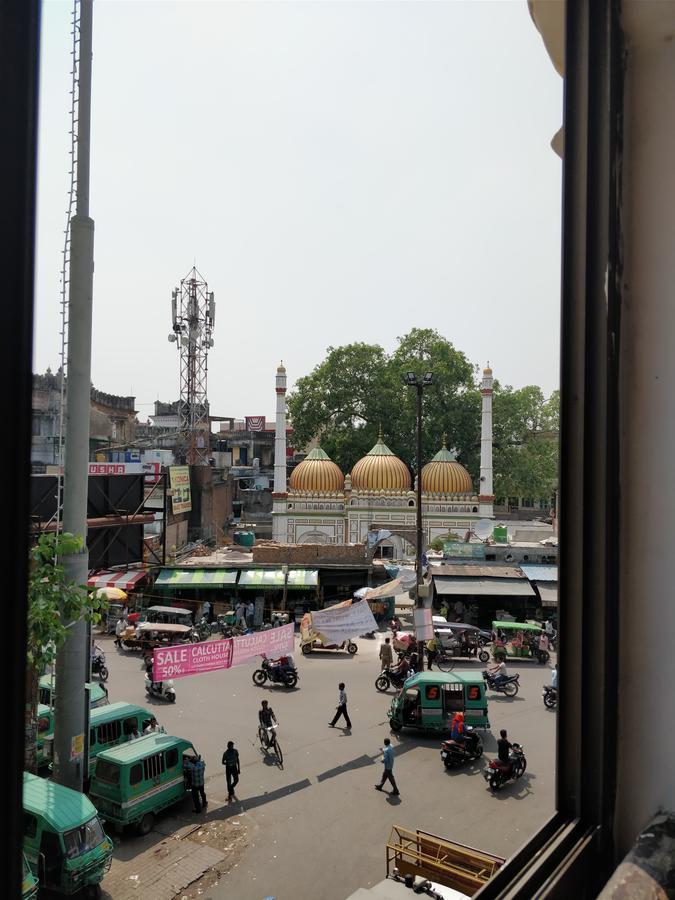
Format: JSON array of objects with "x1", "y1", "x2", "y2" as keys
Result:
[{"x1": 168, "y1": 267, "x2": 216, "y2": 465}]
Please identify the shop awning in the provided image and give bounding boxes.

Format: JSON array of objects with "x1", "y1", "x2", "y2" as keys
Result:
[
  {"x1": 154, "y1": 569, "x2": 238, "y2": 588},
  {"x1": 238, "y1": 569, "x2": 286, "y2": 588},
  {"x1": 286, "y1": 570, "x2": 318, "y2": 588},
  {"x1": 535, "y1": 583, "x2": 558, "y2": 607},
  {"x1": 433, "y1": 576, "x2": 536, "y2": 597},
  {"x1": 520, "y1": 565, "x2": 558, "y2": 582},
  {"x1": 87, "y1": 570, "x2": 147, "y2": 590}
]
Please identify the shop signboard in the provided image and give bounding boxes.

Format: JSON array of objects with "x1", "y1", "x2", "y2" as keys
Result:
[{"x1": 169, "y1": 465, "x2": 192, "y2": 514}]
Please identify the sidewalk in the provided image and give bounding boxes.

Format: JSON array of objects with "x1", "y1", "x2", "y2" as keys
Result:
[{"x1": 102, "y1": 783, "x2": 248, "y2": 900}]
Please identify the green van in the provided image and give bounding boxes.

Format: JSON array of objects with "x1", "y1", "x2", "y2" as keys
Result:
[
  {"x1": 23, "y1": 772, "x2": 113, "y2": 897},
  {"x1": 90, "y1": 733, "x2": 199, "y2": 835},
  {"x1": 22, "y1": 853, "x2": 39, "y2": 899},
  {"x1": 88, "y1": 702, "x2": 156, "y2": 775},
  {"x1": 39, "y1": 675, "x2": 109, "y2": 709}
]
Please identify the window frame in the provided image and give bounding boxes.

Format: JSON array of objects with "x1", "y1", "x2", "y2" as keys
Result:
[{"x1": 476, "y1": 1, "x2": 623, "y2": 896}]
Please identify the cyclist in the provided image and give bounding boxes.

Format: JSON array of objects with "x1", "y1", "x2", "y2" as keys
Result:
[{"x1": 258, "y1": 700, "x2": 278, "y2": 746}]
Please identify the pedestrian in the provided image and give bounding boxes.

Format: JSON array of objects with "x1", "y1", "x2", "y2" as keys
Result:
[
  {"x1": 235, "y1": 600, "x2": 247, "y2": 629},
  {"x1": 425, "y1": 634, "x2": 438, "y2": 669},
  {"x1": 202, "y1": 598, "x2": 212, "y2": 623},
  {"x1": 246, "y1": 600, "x2": 255, "y2": 629},
  {"x1": 329, "y1": 682, "x2": 352, "y2": 729},
  {"x1": 222, "y1": 740, "x2": 241, "y2": 800},
  {"x1": 114, "y1": 616, "x2": 127, "y2": 648},
  {"x1": 439, "y1": 601, "x2": 449, "y2": 621},
  {"x1": 379, "y1": 637, "x2": 394, "y2": 671},
  {"x1": 187, "y1": 754, "x2": 207, "y2": 813},
  {"x1": 453, "y1": 599, "x2": 465, "y2": 622},
  {"x1": 374, "y1": 737, "x2": 399, "y2": 795}
]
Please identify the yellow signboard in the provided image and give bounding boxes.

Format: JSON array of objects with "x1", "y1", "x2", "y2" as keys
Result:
[
  {"x1": 169, "y1": 466, "x2": 192, "y2": 514},
  {"x1": 70, "y1": 733, "x2": 84, "y2": 761}
]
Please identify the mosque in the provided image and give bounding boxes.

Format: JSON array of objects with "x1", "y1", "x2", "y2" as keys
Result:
[{"x1": 271, "y1": 364, "x2": 495, "y2": 557}]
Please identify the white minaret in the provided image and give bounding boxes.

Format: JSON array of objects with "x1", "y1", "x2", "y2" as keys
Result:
[
  {"x1": 272, "y1": 362, "x2": 288, "y2": 541},
  {"x1": 479, "y1": 365, "x2": 494, "y2": 518}
]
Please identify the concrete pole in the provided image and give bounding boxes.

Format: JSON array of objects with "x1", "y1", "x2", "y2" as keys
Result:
[
  {"x1": 53, "y1": 0, "x2": 95, "y2": 792},
  {"x1": 479, "y1": 366, "x2": 495, "y2": 518},
  {"x1": 272, "y1": 363, "x2": 287, "y2": 542},
  {"x1": 415, "y1": 384, "x2": 425, "y2": 672}
]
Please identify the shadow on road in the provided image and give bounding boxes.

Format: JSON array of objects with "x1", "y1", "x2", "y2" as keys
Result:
[
  {"x1": 216, "y1": 777, "x2": 313, "y2": 815},
  {"x1": 317, "y1": 753, "x2": 376, "y2": 782},
  {"x1": 485, "y1": 772, "x2": 536, "y2": 800}
]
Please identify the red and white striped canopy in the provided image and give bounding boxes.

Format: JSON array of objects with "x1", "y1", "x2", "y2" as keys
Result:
[{"x1": 87, "y1": 570, "x2": 147, "y2": 590}]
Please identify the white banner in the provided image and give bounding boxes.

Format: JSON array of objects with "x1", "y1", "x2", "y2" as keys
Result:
[{"x1": 311, "y1": 601, "x2": 378, "y2": 643}]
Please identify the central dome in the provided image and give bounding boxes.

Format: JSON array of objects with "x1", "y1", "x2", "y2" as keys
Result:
[
  {"x1": 422, "y1": 438, "x2": 473, "y2": 494},
  {"x1": 289, "y1": 447, "x2": 344, "y2": 493},
  {"x1": 350, "y1": 432, "x2": 411, "y2": 492}
]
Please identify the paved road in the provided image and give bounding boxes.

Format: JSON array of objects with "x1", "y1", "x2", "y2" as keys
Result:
[{"x1": 99, "y1": 630, "x2": 556, "y2": 900}]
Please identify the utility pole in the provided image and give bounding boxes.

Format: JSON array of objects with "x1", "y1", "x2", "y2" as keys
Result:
[{"x1": 53, "y1": 0, "x2": 95, "y2": 792}]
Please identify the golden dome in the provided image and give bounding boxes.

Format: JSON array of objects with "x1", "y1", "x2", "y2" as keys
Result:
[
  {"x1": 350, "y1": 432, "x2": 411, "y2": 492},
  {"x1": 422, "y1": 438, "x2": 473, "y2": 494},
  {"x1": 289, "y1": 447, "x2": 344, "y2": 493}
]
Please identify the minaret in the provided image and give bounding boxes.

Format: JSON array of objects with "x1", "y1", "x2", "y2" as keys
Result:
[
  {"x1": 272, "y1": 362, "x2": 288, "y2": 542},
  {"x1": 479, "y1": 365, "x2": 494, "y2": 518}
]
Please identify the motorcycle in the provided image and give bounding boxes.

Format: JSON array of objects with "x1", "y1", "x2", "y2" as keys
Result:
[
  {"x1": 91, "y1": 645, "x2": 109, "y2": 682},
  {"x1": 483, "y1": 742, "x2": 527, "y2": 791},
  {"x1": 375, "y1": 666, "x2": 415, "y2": 692},
  {"x1": 482, "y1": 669, "x2": 520, "y2": 697},
  {"x1": 195, "y1": 617, "x2": 211, "y2": 641},
  {"x1": 252, "y1": 657, "x2": 299, "y2": 689},
  {"x1": 542, "y1": 684, "x2": 557, "y2": 709},
  {"x1": 440, "y1": 726, "x2": 484, "y2": 768},
  {"x1": 144, "y1": 673, "x2": 176, "y2": 703}
]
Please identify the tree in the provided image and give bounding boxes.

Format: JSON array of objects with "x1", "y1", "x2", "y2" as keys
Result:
[
  {"x1": 25, "y1": 533, "x2": 107, "y2": 773},
  {"x1": 288, "y1": 329, "x2": 479, "y2": 476},
  {"x1": 492, "y1": 386, "x2": 559, "y2": 503}
]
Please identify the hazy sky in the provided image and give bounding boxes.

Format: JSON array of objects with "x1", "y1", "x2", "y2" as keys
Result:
[{"x1": 35, "y1": 0, "x2": 562, "y2": 423}]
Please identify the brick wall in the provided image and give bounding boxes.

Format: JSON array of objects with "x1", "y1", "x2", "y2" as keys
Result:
[{"x1": 252, "y1": 543, "x2": 366, "y2": 564}]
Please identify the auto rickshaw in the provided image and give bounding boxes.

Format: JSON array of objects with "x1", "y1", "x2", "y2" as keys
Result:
[
  {"x1": 119, "y1": 621, "x2": 194, "y2": 654},
  {"x1": 388, "y1": 671, "x2": 490, "y2": 734},
  {"x1": 490, "y1": 620, "x2": 549, "y2": 662}
]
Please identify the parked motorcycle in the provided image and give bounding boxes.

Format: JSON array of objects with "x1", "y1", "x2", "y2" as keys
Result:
[
  {"x1": 440, "y1": 727, "x2": 483, "y2": 768},
  {"x1": 375, "y1": 666, "x2": 415, "y2": 692},
  {"x1": 542, "y1": 684, "x2": 557, "y2": 709},
  {"x1": 483, "y1": 742, "x2": 527, "y2": 791},
  {"x1": 91, "y1": 645, "x2": 109, "y2": 682},
  {"x1": 144, "y1": 673, "x2": 176, "y2": 703},
  {"x1": 252, "y1": 657, "x2": 299, "y2": 689},
  {"x1": 482, "y1": 669, "x2": 520, "y2": 697}
]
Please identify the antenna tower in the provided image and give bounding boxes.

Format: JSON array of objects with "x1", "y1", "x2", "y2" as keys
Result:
[{"x1": 168, "y1": 267, "x2": 216, "y2": 465}]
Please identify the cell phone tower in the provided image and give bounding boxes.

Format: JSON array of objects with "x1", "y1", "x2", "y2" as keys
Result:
[{"x1": 168, "y1": 267, "x2": 216, "y2": 465}]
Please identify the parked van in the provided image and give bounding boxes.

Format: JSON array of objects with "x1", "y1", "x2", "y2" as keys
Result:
[
  {"x1": 36, "y1": 704, "x2": 54, "y2": 769},
  {"x1": 39, "y1": 675, "x2": 109, "y2": 709},
  {"x1": 22, "y1": 853, "x2": 38, "y2": 899},
  {"x1": 90, "y1": 733, "x2": 199, "y2": 835},
  {"x1": 23, "y1": 772, "x2": 113, "y2": 897},
  {"x1": 88, "y1": 702, "x2": 155, "y2": 774}
]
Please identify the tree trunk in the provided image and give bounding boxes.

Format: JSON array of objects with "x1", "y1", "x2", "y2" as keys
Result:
[{"x1": 24, "y1": 665, "x2": 39, "y2": 774}]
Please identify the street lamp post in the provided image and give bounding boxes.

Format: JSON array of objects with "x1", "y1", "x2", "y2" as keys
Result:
[{"x1": 404, "y1": 371, "x2": 433, "y2": 671}]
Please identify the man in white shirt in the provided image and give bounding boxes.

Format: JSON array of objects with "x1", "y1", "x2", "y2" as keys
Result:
[{"x1": 328, "y1": 682, "x2": 352, "y2": 729}]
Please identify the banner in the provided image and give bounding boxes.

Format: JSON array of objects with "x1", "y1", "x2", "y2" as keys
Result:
[
  {"x1": 169, "y1": 465, "x2": 192, "y2": 514},
  {"x1": 152, "y1": 623, "x2": 295, "y2": 680},
  {"x1": 310, "y1": 602, "x2": 378, "y2": 644},
  {"x1": 245, "y1": 416, "x2": 266, "y2": 432}
]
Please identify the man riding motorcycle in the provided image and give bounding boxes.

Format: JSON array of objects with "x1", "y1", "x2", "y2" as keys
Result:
[
  {"x1": 449, "y1": 711, "x2": 466, "y2": 746},
  {"x1": 496, "y1": 728, "x2": 514, "y2": 773},
  {"x1": 488, "y1": 658, "x2": 509, "y2": 687}
]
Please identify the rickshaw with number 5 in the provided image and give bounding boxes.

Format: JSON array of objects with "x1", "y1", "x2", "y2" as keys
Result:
[{"x1": 387, "y1": 671, "x2": 490, "y2": 734}]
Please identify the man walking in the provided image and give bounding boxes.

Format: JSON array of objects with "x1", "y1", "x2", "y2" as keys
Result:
[
  {"x1": 187, "y1": 754, "x2": 207, "y2": 813},
  {"x1": 329, "y1": 682, "x2": 352, "y2": 729},
  {"x1": 375, "y1": 737, "x2": 399, "y2": 795},
  {"x1": 425, "y1": 634, "x2": 438, "y2": 670},
  {"x1": 379, "y1": 637, "x2": 394, "y2": 671},
  {"x1": 222, "y1": 740, "x2": 241, "y2": 800}
]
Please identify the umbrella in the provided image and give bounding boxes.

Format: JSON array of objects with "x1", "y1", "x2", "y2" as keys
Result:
[{"x1": 91, "y1": 587, "x2": 127, "y2": 602}]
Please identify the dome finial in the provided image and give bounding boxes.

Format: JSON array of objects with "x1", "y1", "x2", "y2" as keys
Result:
[
  {"x1": 378, "y1": 423, "x2": 383, "y2": 441},
  {"x1": 442, "y1": 432, "x2": 447, "y2": 449}
]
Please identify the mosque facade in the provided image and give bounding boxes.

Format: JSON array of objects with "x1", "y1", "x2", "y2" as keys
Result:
[{"x1": 271, "y1": 364, "x2": 495, "y2": 556}]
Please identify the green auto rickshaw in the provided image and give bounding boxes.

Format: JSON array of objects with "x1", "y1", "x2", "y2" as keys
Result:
[
  {"x1": 388, "y1": 671, "x2": 490, "y2": 734},
  {"x1": 491, "y1": 620, "x2": 549, "y2": 663},
  {"x1": 23, "y1": 772, "x2": 113, "y2": 897},
  {"x1": 39, "y1": 675, "x2": 109, "y2": 709}
]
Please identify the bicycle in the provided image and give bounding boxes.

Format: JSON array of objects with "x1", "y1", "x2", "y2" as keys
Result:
[
  {"x1": 258, "y1": 722, "x2": 283, "y2": 767},
  {"x1": 435, "y1": 650, "x2": 455, "y2": 673}
]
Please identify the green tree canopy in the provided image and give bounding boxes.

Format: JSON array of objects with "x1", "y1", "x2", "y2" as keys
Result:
[{"x1": 287, "y1": 329, "x2": 558, "y2": 502}]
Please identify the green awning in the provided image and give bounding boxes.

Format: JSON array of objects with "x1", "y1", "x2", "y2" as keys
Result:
[
  {"x1": 286, "y1": 569, "x2": 318, "y2": 589},
  {"x1": 238, "y1": 569, "x2": 285, "y2": 588},
  {"x1": 155, "y1": 569, "x2": 238, "y2": 588}
]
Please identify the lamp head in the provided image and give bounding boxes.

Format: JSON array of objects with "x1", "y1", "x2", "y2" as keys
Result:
[{"x1": 423, "y1": 372, "x2": 434, "y2": 386}]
